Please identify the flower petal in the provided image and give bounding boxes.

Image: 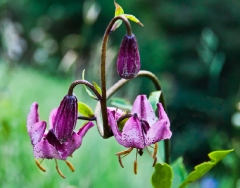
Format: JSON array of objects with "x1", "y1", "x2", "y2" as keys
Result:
[
  {"x1": 145, "y1": 119, "x2": 172, "y2": 145},
  {"x1": 48, "y1": 108, "x2": 58, "y2": 129},
  {"x1": 27, "y1": 102, "x2": 39, "y2": 133},
  {"x1": 157, "y1": 103, "x2": 170, "y2": 126},
  {"x1": 108, "y1": 110, "x2": 124, "y2": 145},
  {"x1": 132, "y1": 95, "x2": 157, "y2": 126},
  {"x1": 29, "y1": 121, "x2": 46, "y2": 146},
  {"x1": 121, "y1": 115, "x2": 145, "y2": 149},
  {"x1": 34, "y1": 140, "x2": 62, "y2": 160},
  {"x1": 67, "y1": 122, "x2": 94, "y2": 156}
]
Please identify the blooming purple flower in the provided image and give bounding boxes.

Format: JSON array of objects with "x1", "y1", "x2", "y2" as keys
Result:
[
  {"x1": 27, "y1": 102, "x2": 94, "y2": 160},
  {"x1": 108, "y1": 95, "x2": 171, "y2": 149},
  {"x1": 117, "y1": 34, "x2": 140, "y2": 79},
  {"x1": 53, "y1": 95, "x2": 78, "y2": 142},
  {"x1": 108, "y1": 95, "x2": 172, "y2": 172}
]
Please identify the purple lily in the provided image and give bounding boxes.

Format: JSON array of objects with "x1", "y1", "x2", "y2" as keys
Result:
[
  {"x1": 27, "y1": 102, "x2": 94, "y2": 177},
  {"x1": 108, "y1": 95, "x2": 172, "y2": 174}
]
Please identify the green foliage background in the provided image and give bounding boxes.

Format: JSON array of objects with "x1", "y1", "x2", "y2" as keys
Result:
[{"x1": 0, "y1": 0, "x2": 240, "y2": 187}]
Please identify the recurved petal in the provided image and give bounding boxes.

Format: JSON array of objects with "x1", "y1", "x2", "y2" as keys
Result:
[
  {"x1": 145, "y1": 119, "x2": 172, "y2": 146},
  {"x1": 121, "y1": 115, "x2": 145, "y2": 149},
  {"x1": 34, "y1": 140, "x2": 62, "y2": 160},
  {"x1": 27, "y1": 102, "x2": 39, "y2": 133},
  {"x1": 157, "y1": 103, "x2": 170, "y2": 126},
  {"x1": 132, "y1": 95, "x2": 157, "y2": 126},
  {"x1": 48, "y1": 108, "x2": 58, "y2": 129},
  {"x1": 29, "y1": 121, "x2": 46, "y2": 146},
  {"x1": 107, "y1": 110, "x2": 124, "y2": 146}
]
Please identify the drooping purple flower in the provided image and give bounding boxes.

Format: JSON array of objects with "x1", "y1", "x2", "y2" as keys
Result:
[
  {"x1": 53, "y1": 95, "x2": 78, "y2": 142},
  {"x1": 108, "y1": 95, "x2": 171, "y2": 148},
  {"x1": 108, "y1": 95, "x2": 172, "y2": 172},
  {"x1": 117, "y1": 34, "x2": 140, "y2": 79},
  {"x1": 27, "y1": 102, "x2": 94, "y2": 160}
]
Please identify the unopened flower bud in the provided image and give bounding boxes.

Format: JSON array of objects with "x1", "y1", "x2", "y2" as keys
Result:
[
  {"x1": 117, "y1": 34, "x2": 140, "y2": 79},
  {"x1": 53, "y1": 95, "x2": 78, "y2": 142}
]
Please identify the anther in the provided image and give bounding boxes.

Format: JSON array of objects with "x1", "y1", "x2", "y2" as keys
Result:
[
  {"x1": 152, "y1": 157, "x2": 157, "y2": 167},
  {"x1": 134, "y1": 160, "x2": 138, "y2": 175},
  {"x1": 118, "y1": 155, "x2": 124, "y2": 168},
  {"x1": 35, "y1": 159, "x2": 46, "y2": 172},
  {"x1": 55, "y1": 159, "x2": 66, "y2": 178},
  {"x1": 65, "y1": 160, "x2": 75, "y2": 172},
  {"x1": 152, "y1": 143, "x2": 158, "y2": 158}
]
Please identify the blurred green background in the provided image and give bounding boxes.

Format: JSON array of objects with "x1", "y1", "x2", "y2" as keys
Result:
[{"x1": 0, "y1": 0, "x2": 240, "y2": 187}]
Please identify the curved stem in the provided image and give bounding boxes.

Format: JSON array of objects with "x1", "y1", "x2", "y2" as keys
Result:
[
  {"x1": 68, "y1": 80, "x2": 102, "y2": 100},
  {"x1": 78, "y1": 116, "x2": 96, "y2": 121},
  {"x1": 104, "y1": 70, "x2": 170, "y2": 164},
  {"x1": 100, "y1": 15, "x2": 132, "y2": 138}
]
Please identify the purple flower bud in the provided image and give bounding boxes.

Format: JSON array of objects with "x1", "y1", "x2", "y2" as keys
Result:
[
  {"x1": 53, "y1": 95, "x2": 78, "y2": 142},
  {"x1": 117, "y1": 34, "x2": 140, "y2": 79}
]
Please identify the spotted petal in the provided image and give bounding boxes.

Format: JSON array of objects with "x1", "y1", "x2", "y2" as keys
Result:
[
  {"x1": 121, "y1": 115, "x2": 145, "y2": 149},
  {"x1": 132, "y1": 95, "x2": 157, "y2": 126},
  {"x1": 29, "y1": 121, "x2": 46, "y2": 146},
  {"x1": 27, "y1": 102, "x2": 39, "y2": 133}
]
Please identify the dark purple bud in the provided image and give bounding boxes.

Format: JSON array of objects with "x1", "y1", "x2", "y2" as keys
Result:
[
  {"x1": 53, "y1": 95, "x2": 78, "y2": 142},
  {"x1": 117, "y1": 34, "x2": 140, "y2": 79}
]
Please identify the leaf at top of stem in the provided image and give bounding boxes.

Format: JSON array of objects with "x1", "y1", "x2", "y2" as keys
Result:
[
  {"x1": 111, "y1": 1, "x2": 143, "y2": 32},
  {"x1": 93, "y1": 81, "x2": 102, "y2": 96}
]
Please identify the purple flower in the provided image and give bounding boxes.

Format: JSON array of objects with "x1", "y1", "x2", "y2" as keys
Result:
[
  {"x1": 108, "y1": 95, "x2": 172, "y2": 172},
  {"x1": 117, "y1": 34, "x2": 140, "y2": 79},
  {"x1": 27, "y1": 102, "x2": 94, "y2": 160},
  {"x1": 53, "y1": 95, "x2": 78, "y2": 142}
]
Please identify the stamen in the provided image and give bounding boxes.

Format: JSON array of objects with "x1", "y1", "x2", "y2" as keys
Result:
[
  {"x1": 116, "y1": 147, "x2": 133, "y2": 156},
  {"x1": 152, "y1": 143, "x2": 158, "y2": 158},
  {"x1": 146, "y1": 146, "x2": 152, "y2": 157},
  {"x1": 134, "y1": 160, "x2": 138, "y2": 175},
  {"x1": 118, "y1": 155, "x2": 124, "y2": 168},
  {"x1": 65, "y1": 160, "x2": 75, "y2": 172},
  {"x1": 35, "y1": 159, "x2": 46, "y2": 172},
  {"x1": 152, "y1": 157, "x2": 157, "y2": 167},
  {"x1": 55, "y1": 159, "x2": 66, "y2": 178},
  {"x1": 116, "y1": 148, "x2": 133, "y2": 168}
]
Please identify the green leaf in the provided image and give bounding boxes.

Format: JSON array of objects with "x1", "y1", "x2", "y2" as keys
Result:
[
  {"x1": 171, "y1": 157, "x2": 188, "y2": 188},
  {"x1": 124, "y1": 14, "x2": 144, "y2": 27},
  {"x1": 78, "y1": 102, "x2": 94, "y2": 117},
  {"x1": 93, "y1": 81, "x2": 102, "y2": 96},
  {"x1": 148, "y1": 91, "x2": 162, "y2": 111},
  {"x1": 111, "y1": 1, "x2": 143, "y2": 32},
  {"x1": 108, "y1": 97, "x2": 132, "y2": 111},
  {"x1": 82, "y1": 69, "x2": 98, "y2": 100},
  {"x1": 151, "y1": 163, "x2": 173, "y2": 188},
  {"x1": 179, "y1": 149, "x2": 234, "y2": 188}
]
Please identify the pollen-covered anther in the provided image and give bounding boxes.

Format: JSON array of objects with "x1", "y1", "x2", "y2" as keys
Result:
[
  {"x1": 152, "y1": 156, "x2": 157, "y2": 167},
  {"x1": 116, "y1": 147, "x2": 133, "y2": 168},
  {"x1": 35, "y1": 159, "x2": 46, "y2": 172},
  {"x1": 134, "y1": 160, "x2": 138, "y2": 175},
  {"x1": 65, "y1": 160, "x2": 75, "y2": 172},
  {"x1": 152, "y1": 143, "x2": 158, "y2": 158},
  {"x1": 55, "y1": 159, "x2": 66, "y2": 179}
]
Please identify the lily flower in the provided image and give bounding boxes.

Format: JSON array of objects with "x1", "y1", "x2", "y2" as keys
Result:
[
  {"x1": 108, "y1": 95, "x2": 172, "y2": 174},
  {"x1": 27, "y1": 102, "x2": 94, "y2": 178}
]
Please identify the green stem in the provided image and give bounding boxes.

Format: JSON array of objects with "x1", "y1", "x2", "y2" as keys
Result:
[
  {"x1": 68, "y1": 80, "x2": 102, "y2": 100},
  {"x1": 100, "y1": 15, "x2": 132, "y2": 138}
]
